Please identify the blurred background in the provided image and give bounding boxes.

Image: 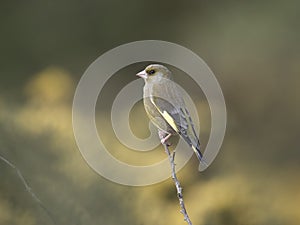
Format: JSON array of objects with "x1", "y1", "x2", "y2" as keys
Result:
[{"x1": 1, "y1": 0, "x2": 299, "y2": 224}]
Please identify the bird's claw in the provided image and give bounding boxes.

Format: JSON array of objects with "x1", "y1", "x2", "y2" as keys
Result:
[
  {"x1": 159, "y1": 133, "x2": 172, "y2": 146},
  {"x1": 161, "y1": 138, "x2": 172, "y2": 146}
]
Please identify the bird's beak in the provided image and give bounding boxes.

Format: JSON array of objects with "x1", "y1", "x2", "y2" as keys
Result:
[{"x1": 136, "y1": 70, "x2": 147, "y2": 79}]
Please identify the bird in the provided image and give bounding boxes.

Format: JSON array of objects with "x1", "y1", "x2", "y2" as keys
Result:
[{"x1": 136, "y1": 64, "x2": 203, "y2": 162}]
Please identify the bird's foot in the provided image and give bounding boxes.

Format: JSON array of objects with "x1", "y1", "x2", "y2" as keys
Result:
[{"x1": 160, "y1": 134, "x2": 172, "y2": 146}]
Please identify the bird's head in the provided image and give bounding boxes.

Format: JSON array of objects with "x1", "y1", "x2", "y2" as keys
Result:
[{"x1": 136, "y1": 64, "x2": 172, "y2": 82}]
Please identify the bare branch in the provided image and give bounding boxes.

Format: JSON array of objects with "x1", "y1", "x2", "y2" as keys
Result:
[
  {"x1": 0, "y1": 154, "x2": 58, "y2": 225},
  {"x1": 163, "y1": 144, "x2": 193, "y2": 225}
]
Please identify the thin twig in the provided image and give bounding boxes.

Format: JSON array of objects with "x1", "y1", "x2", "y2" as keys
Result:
[
  {"x1": 0, "y1": 154, "x2": 58, "y2": 225},
  {"x1": 163, "y1": 144, "x2": 193, "y2": 225}
]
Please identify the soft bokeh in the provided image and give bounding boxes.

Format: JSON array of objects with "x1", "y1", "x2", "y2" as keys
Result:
[{"x1": 1, "y1": 1, "x2": 299, "y2": 225}]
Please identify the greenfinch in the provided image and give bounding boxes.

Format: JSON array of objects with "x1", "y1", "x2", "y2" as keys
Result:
[{"x1": 136, "y1": 64, "x2": 203, "y2": 162}]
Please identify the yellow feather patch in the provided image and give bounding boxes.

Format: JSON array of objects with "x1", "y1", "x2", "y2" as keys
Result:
[
  {"x1": 162, "y1": 110, "x2": 179, "y2": 132},
  {"x1": 150, "y1": 97, "x2": 179, "y2": 132},
  {"x1": 192, "y1": 145, "x2": 197, "y2": 152}
]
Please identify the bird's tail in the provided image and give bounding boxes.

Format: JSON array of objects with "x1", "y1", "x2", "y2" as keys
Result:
[
  {"x1": 179, "y1": 132, "x2": 203, "y2": 162},
  {"x1": 191, "y1": 142, "x2": 203, "y2": 162}
]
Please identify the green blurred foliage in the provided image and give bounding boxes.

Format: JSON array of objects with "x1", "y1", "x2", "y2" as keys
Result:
[{"x1": 1, "y1": 0, "x2": 300, "y2": 225}]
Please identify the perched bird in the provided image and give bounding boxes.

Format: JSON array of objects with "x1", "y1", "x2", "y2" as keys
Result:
[{"x1": 136, "y1": 64, "x2": 203, "y2": 162}]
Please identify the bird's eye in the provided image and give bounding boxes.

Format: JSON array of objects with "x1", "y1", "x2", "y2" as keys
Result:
[{"x1": 148, "y1": 69, "x2": 155, "y2": 75}]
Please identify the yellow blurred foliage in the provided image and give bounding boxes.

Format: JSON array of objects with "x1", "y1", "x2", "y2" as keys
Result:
[
  {"x1": 24, "y1": 67, "x2": 74, "y2": 105},
  {"x1": 11, "y1": 67, "x2": 96, "y2": 189},
  {"x1": 0, "y1": 197, "x2": 36, "y2": 225},
  {"x1": 15, "y1": 68, "x2": 74, "y2": 138}
]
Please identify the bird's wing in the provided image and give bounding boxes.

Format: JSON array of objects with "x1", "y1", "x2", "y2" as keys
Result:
[
  {"x1": 150, "y1": 96, "x2": 183, "y2": 133},
  {"x1": 150, "y1": 95, "x2": 203, "y2": 161}
]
